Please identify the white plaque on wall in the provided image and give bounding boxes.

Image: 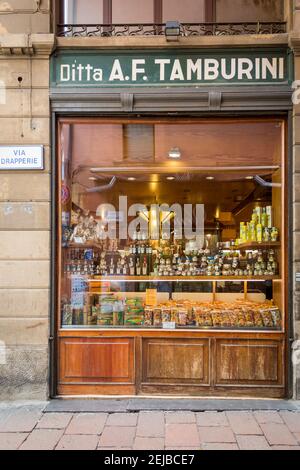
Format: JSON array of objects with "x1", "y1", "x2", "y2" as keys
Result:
[{"x1": 0, "y1": 145, "x2": 44, "y2": 170}]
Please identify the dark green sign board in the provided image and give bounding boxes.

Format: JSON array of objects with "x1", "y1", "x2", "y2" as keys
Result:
[{"x1": 51, "y1": 48, "x2": 292, "y2": 87}]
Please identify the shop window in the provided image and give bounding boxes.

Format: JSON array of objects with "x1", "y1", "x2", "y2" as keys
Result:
[
  {"x1": 59, "y1": 118, "x2": 285, "y2": 331},
  {"x1": 215, "y1": 0, "x2": 284, "y2": 23},
  {"x1": 112, "y1": 0, "x2": 154, "y2": 23},
  {"x1": 63, "y1": 0, "x2": 103, "y2": 24},
  {"x1": 162, "y1": 0, "x2": 205, "y2": 23}
]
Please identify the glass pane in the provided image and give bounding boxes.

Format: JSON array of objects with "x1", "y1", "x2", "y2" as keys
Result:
[
  {"x1": 112, "y1": 0, "x2": 154, "y2": 23},
  {"x1": 64, "y1": 0, "x2": 103, "y2": 24},
  {"x1": 163, "y1": 0, "x2": 205, "y2": 23},
  {"x1": 216, "y1": 0, "x2": 284, "y2": 23},
  {"x1": 60, "y1": 118, "x2": 284, "y2": 331}
]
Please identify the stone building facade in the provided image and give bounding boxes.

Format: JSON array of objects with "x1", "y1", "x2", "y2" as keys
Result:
[
  {"x1": 0, "y1": 0, "x2": 300, "y2": 400},
  {"x1": 0, "y1": 1, "x2": 53, "y2": 399}
]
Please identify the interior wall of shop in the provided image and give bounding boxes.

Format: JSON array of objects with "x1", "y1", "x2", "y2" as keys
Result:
[{"x1": 0, "y1": 0, "x2": 53, "y2": 400}]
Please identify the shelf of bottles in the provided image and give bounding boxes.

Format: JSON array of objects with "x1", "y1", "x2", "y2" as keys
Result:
[{"x1": 61, "y1": 204, "x2": 282, "y2": 331}]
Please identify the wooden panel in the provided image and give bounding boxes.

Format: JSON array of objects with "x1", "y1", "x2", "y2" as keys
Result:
[
  {"x1": 215, "y1": 339, "x2": 284, "y2": 386},
  {"x1": 142, "y1": 338, "x2": 210, "y2": 385},
  {"x1": 59, "y1": 337, "x2": 134, "y2": 384}
]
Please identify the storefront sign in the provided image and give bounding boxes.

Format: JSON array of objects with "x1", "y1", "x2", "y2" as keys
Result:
[
  {"x1": 51, "y1": 48, "x2": 291, "y2": 87},
  {"x1": 0, "y1": 146, "x2": 44, "y2": 170}
]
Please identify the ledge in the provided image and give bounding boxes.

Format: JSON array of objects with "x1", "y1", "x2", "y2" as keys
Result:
[
  {"x1": 55, "y1": 33, "x2": 289, "y2": 50},
  {"x1": 0, "y1": 33, "x2": 55, "y2": 56},
  {"x1": 50, "y1": 85, "x2": 293, "y2": 114}
]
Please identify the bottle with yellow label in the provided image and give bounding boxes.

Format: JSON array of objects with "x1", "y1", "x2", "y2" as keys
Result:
[{"x1": 256, "y1": 223, "x2": 263, "y2": 243}]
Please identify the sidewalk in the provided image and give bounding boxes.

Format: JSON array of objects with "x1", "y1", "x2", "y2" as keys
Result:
[{"x1": 0, "y1": 401, "x2": 300, "y2": 450}]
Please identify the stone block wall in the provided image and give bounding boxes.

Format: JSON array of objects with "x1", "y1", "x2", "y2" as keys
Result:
[{"x1": 0, "y1": 0, "x2": 53, "y2": 399}]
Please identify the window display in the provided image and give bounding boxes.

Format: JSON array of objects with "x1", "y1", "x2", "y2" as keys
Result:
[{"x1": 59, "y1": 118, "x2": 284, "y2": 332}]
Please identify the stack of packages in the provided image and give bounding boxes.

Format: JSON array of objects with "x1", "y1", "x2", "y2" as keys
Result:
[
  {"x1": 124, "y1": 297, "x2": 144, "y2": 326},
  {"x1": 142, "y1": 299, "x2": 281, "y2": 329}
]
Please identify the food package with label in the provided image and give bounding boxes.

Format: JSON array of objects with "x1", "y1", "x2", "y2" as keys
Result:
[
  {"x1": 124, "y1": 297, "x2": 144, "y2": 326},
  {"x1": 270, "y1": 308, "x2": 281, "y2": 328},
  {"x1": 153, "y1": 307, "x2": 162, "y2": 327},
  {"x1": 178, "y1": 308, "x2": 188, "y2": 326},
  {"x1": 144, "y1": 307, "x2": 153, "y2": 326},
  {"x1": 97, "y1": 302, "x2": 113, "y2": 325},
  {"x1": 170, "y1": 307, "x2": 179, "y2": 324},
  {"x1": 260, "y1": 308, "x2": 274, "y2": 327},
  {"x1": 161, "y1": 307, "x2": 171, "y2": 323}
]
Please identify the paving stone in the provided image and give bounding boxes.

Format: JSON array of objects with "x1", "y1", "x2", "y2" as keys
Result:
[
  {"x1": 136, "y1": 411, "x2": 165, "y2": 437},
  {"x1": 271, "y1": 445, "x2": 300, "y2": 450},
  {"x1": 165, "y1": 412, "x2": 196, "y2": 424},
  {"x1": 197, "y1": 426, "x2": 236, "y2": 444},
  {"x1": 133, "y1": 437, "x2": 165, "y2": 450},
  {"x1": 98, "y1": 426, "x2": 136, "y2": 448},
  {"x1": 98, "y1": 447, "x2": 133, "y2": 450},
  {"x1": 106, "y1": 413, "x2": 138, "y2": 426},
  {"x1": 196, "y1": 411, "x2": 228, "y2": 427},
  {"x1": 226, "y1": 411, "x2": 262, "y2": 435},
  {"x1": 0, "y1": 409, "x2": 42, "y2": 432},
  {"x1": 202, "y1": 443, "x2": 239, "y2": 450},
  {"x1": 236, "y1": 435, "x2": 271, "y2": 450},
  {"x1": 56, "y1": 434, "x2": 99, "y2": 450},
  {"x1": 36, "y1": 413, "x2": 72, "y2": 429},
  {"x1": 165, "y1": 447, "x2": 201, "y2": 450},
  {"x1": 19, "y1": 429, "x2": 64, "y2": 450},
  {"x1": 165, "y1": 423, "x2": 200, "y2": 448},
  {"x1": 0, "y1": 433, "x2": 28, "y2": 450},
  {"x1": 280, "y1": 412, "x2": 300, "y2": 433},
  {"x1": 260, "y1": 423, "x2": 299, "y2": 446},
  {"x1": 253, "y1": 411, "x2": 284, "y2": 424},
  {"x1": 65, "y1": 413, "x2": 108, "y2": 435}
]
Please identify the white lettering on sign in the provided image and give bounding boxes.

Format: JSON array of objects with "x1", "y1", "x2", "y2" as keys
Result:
[
  {"x1": 0, "y1": 146, "x2": 44, "y2": 170},
  {"x1": 58, "y1": 56, "x2": 286, "y2": 84}
]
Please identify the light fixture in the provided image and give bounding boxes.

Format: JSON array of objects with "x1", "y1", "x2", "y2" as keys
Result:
[
  {"x1": 206, "y1": 176, "x2": 215, "y2": 180},
  {"x1": 165, "y1": 21, "x2": 181, "y2": 41},
  {"x1": 245, "y1": 176, "x2": 254, "y2": 180},
  {"x1": 88, "y1": 176, "x2": 97, "y2": 181},
  {"x1": 128, "y1": 177, "x2": 136, "y2": 181},
  {"x1": 168, "y1": 147, "x2": 181, "y2": 159},
  {"x1": 166, "y1": 176, "x2": 175, "y2": 180}
]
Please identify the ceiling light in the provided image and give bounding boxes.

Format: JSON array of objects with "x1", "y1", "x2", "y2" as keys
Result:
[
  {"x1": 165, "y1": 21, "x2": 181, "y2": 41},
  {"x1": 166, "y1": 176, "x2": 175, "y2": 180},
  {"x1": 88, "y1": 176, "x2": 97, "y2": 181},
  {"x1": 128, "y1": 177, "x2": 136, "y2": 181},
  {"x1": 206, "y1": 176, "x2": 215, "y2": 180},
  {"x1": 245, "y1": 176, "x2": 254, "y2": 180},
  {"x1": 168, "y1": 147, "x2": 181, "y2": 159}
]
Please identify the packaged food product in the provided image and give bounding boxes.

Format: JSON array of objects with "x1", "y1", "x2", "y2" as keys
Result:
[
  {"x1": 260, "y1": 309, "x2": 274, "y2": 327},
  {"x1": 62, "y1": 304, "x2": 72, "y2": 325},
  {"x1": 270, "y1": 308, "x2": 281, "y2": 328},
  {"x1": 178, "y1": 308, "x2": 187, "y2": 326},
  {"x1": 144, "y1": 307, "x2": 153, "y2": 326},
  {"x1": 161, "y1": 308, "x2": 171, "y2": 323},
  {"x1": 153, "y1": 308, "x2": 162, "y2": 327},
  {"x1": 170, "y1": 307, "x2": 179, "y2": 323}
]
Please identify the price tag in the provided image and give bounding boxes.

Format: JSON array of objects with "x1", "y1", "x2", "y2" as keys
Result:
[{"x1": 162, "y1": 321, "x2": 176, "y2": 329}]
